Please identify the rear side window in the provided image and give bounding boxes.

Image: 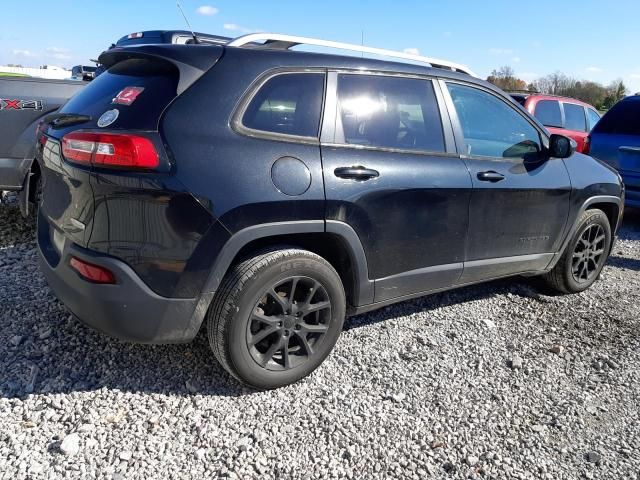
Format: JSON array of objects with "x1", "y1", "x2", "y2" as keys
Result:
[
  {"x1": 593, "y1": 99, "x2": 640, "y2": 135},
  {"x1": 336, "y1": 74, "x2": 444, "y2": 152},
  {"x1": 587, "y1": 108, "x2": 601, "y2": 131},
  {"x1": 242, "y1": 73, "x2": 325, "y2": 138},
  {"x1": 447, "y1": 83, "x2": 541, "y2": 159},
  {"x1": 564, "y1": 103, "x2": 587, "y2": 132},
  {"x1": 534, "y1": 100, "x2": 562, "y2": 128}
]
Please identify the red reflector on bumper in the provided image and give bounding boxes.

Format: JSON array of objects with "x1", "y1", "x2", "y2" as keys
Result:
[{"x1": 70, "y1": 257, "x2": 116, "y2": 284}]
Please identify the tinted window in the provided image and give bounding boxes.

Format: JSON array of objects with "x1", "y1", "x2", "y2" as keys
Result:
[
  {"x1": 337, "y1": 74, "x2": 444, "y2": 152},
  {"x1": 587, "y1": 109, "x2": 601, "y2": 131},
  {"x1": 564, "y1": 103, "x2": 587, "y2": 132},
  {"x1": 593, "y1": 99, "x2": 640, "y2": 135},
  {"x1": 242, "y1": 73, "x2": 325, "y2": 138},
  {"x1": 447, "y1": 83, "x2": 541, "y2": 159},
  {"x1": 510, "y1": 94, "x2": 527, "y2": 106},
  {"x1": 534, "y1": 100, "x2": 562, "y2": 128}
]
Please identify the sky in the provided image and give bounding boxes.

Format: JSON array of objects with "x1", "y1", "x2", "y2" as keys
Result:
[{"x1": 2, "y1": 0, "x2": 639, "y2": 92}]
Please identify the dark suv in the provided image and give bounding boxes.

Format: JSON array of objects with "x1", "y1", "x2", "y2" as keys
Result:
[{"x1": 36, "y1": 34, "x2": 624, "y2": 389}]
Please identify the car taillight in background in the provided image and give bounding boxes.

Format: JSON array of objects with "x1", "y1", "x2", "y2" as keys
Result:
[
  {"x1": 583, "y1": 135, "x2": 591, "y2": 155},
  {"x1": 61, "y1": 132, "x2": 159, "y2": 169}
]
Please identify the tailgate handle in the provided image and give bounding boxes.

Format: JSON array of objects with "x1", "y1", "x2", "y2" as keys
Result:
[{"x1": 619, "y1": 146, "x2": 640, "y2": 153}]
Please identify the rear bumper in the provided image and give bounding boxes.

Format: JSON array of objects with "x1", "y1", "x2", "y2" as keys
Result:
[{"x1": 37, "y1": 212, "x2": 210, "y2": 343}]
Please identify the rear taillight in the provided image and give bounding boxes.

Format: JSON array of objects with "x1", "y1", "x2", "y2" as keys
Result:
[
  {"x1": 61, "y1": 132, "x2": 159, "y2": 169},
  {"x1": 70, "y1": 257, "x2": 116, "y2": 284},
  {"x1": 583, "y1": 135, "x2": 591, "y2": 155}
]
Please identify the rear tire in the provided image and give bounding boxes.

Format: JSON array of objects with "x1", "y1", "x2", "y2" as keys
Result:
[
  {"x1": 544, "y1": 209, "x2": 611, "y2": 294},
  {"x1": 207, "y1": 248, "x2": 346, "y2": 389}
]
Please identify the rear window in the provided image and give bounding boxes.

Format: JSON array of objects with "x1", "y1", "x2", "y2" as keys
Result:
[
  {"x1": 242, "y1": 73, "x2": 325, "y2": 138},
  {"x1": 534, "y1": 100, "x2": 562, "y2": 128},
  {"x1": 60, "y1": 58, "x2": 179, "y2": 131},
  {"x1": 593, "y1": 98, "x2": 640, "y2": 136},
  {"x1": 564, "y1": 103, "x2": 587, "y2": 132}
]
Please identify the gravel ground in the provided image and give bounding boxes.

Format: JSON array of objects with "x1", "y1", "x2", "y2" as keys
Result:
[{"x1": 0, "y1": 204, "x2": 639, "y2": 480}]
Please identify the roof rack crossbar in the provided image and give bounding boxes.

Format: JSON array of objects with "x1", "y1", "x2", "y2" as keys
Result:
[{"x1": 227, "y1": 33, "x2": 478, "y2": 77}]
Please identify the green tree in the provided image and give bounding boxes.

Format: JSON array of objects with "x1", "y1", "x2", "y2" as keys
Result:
[{"x1": 603, "y1": 80, "x2": 627, "y2": 109}]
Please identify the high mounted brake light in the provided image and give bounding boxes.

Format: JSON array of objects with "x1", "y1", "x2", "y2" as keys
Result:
[
  {"x1": 61, "y1": 132, "x2": 159, "y2": 169},
  {"x1": 127, "y1": 32, "x2": 144, "y2": 39}
]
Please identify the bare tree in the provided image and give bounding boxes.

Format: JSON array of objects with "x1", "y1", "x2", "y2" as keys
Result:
[{"x1": 486, "y1": 66, "x2": 527, "y2": 91}]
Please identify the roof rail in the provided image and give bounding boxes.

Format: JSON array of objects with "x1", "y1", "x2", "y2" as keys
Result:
[{"x1": 227, "y1": 33, "x2": 478, "y2": 77}]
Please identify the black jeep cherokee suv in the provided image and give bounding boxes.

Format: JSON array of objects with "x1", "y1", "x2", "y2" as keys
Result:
[{"x1": 36, "y1": 35, "x2": 623, "y2": 389}]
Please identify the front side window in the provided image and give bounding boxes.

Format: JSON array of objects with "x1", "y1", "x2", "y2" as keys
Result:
[
  {"x1": 336, "y1": 74, "x2": 445, "y2": 152},
  {"x1": 242, "y1": 73, "x2": 325, "y2": 138},
  {"x1": 447, "y1": 83, "x2": 541, "y2": 159},
  {"x1": 564, "y1": 103, "x2": 587, "y2": 132},
  {"x1": 534, "y1": 100, "x2": 563, "y2": 128},
  {"x1": 588, "y1": 108, "x2": 601, "y2": 131}
]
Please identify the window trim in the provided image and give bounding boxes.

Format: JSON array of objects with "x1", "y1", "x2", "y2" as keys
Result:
[
  {"x1": 440, "y1": 79, "x2": 550, "y2": 161},
  {"x1": 231, "y1": 68, "x2": 327, "y2": 145},
  {"x1": 320, "y1": 69, "x2": 456, "y2": 157}
]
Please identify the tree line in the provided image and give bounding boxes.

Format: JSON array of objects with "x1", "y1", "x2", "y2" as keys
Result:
[{"x1": 487, "y1": 66, "x2": 627, "y2": 111}]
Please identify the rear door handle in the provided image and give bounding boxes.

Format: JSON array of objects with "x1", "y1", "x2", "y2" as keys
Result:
[
  {"x1": 477, "y1": 171, "x2": 505, "y2": 183},
  {"x1": 334, "y1": 166, "x2": 380, "y2": 180}
]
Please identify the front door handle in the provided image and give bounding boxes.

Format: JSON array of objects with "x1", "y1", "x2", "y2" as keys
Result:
[
  {"x1": 477, "y1": 171, "x2": 505, "y2": 182},
  {"x1": 334, "y1": 166, "x2": 380, "y2": 180}
]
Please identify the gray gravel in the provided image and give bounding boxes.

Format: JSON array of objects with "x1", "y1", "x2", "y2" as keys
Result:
[{"x1": 1, "y1": 204, "x2": 639, "y2": 479}]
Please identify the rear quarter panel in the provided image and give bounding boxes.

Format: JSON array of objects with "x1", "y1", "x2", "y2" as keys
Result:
[{"x1": 160, "y1": 49, "x2": 326, "y2": 233}]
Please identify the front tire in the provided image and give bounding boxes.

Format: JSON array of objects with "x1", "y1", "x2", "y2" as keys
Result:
[
  {"x1": 207, "y1": 248, "x2": 346, "y2": 389},
  {"x1": 544, "y1": 208, "x2": 611, "y2": 294}
]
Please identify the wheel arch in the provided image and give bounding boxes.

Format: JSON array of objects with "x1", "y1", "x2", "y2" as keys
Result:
[
  {"x1": 548, "y1": 195, "x2": 622, "y2": 270},
  {"x1": 201, "y1": 220, "x2": 374, "y2": 310}
]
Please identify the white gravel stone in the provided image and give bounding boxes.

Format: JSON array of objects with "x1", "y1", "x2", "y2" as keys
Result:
[{"x1": 59, "y1": 433, "x2": 80, "y2": 456}]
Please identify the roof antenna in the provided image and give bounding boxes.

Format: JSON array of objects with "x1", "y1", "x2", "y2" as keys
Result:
[{"x1": 176, "y1": 0, "x2": 199, "y2": 44}]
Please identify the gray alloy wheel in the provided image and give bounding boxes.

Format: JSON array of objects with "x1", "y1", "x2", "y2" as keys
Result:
[{"x1": 207, "y1": 248, "x2": 346, "y2": 389}]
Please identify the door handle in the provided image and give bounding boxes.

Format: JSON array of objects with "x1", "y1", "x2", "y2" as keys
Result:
[
  {"x1": 477, "y1": 171, "x2": 505, "y2": 182},
  {"x1": 334, "y1": 166, "x2": 380, "y2": 180},
  {"x1": 619, "y1": 146, "x2": 640, "y2": 153}
]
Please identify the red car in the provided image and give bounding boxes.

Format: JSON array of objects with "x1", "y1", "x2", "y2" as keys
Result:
[{"x1": 510, "y1": 93, "x2": 601, "y2": 153}]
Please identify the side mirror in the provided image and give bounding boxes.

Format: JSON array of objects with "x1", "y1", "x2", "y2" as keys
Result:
[{"x1": 548, "y1": 134, "x2": 576, "y2": 159}]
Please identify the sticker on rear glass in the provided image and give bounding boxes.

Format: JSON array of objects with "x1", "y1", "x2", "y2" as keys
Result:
[
  {"x1": 97, "y1": 109, "x2": 119, "y2": 128},
  {"x1": 112, "y1": 86, "x2": 144, "y2": 106}
]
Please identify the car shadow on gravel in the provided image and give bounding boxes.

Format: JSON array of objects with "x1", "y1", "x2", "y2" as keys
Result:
[
  {"x1": 0, "y1": 207, "x2": 251, "y2": 400},
  {"x1": 344, "y1": 277, "x2": 538, "y2": 330},
  {"x1": 1, "y1": 204, "x2": 638, "y2": 400},
  {"x1": 607, "y1": 256, "x2": 640, "y2": 271}
]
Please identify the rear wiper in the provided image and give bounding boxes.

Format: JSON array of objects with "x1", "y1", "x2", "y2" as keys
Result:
[{"x1": 43, "y1": 113, "x2": 92, "y2": 129}]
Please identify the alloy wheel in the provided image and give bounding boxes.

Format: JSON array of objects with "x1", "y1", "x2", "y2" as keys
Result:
[
  {"x1": 571, "y1": 223, "x2": 606, "y2": 284},
  {"x1": 246, "y1": 276, "x2": 332, "y2": 371}
]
